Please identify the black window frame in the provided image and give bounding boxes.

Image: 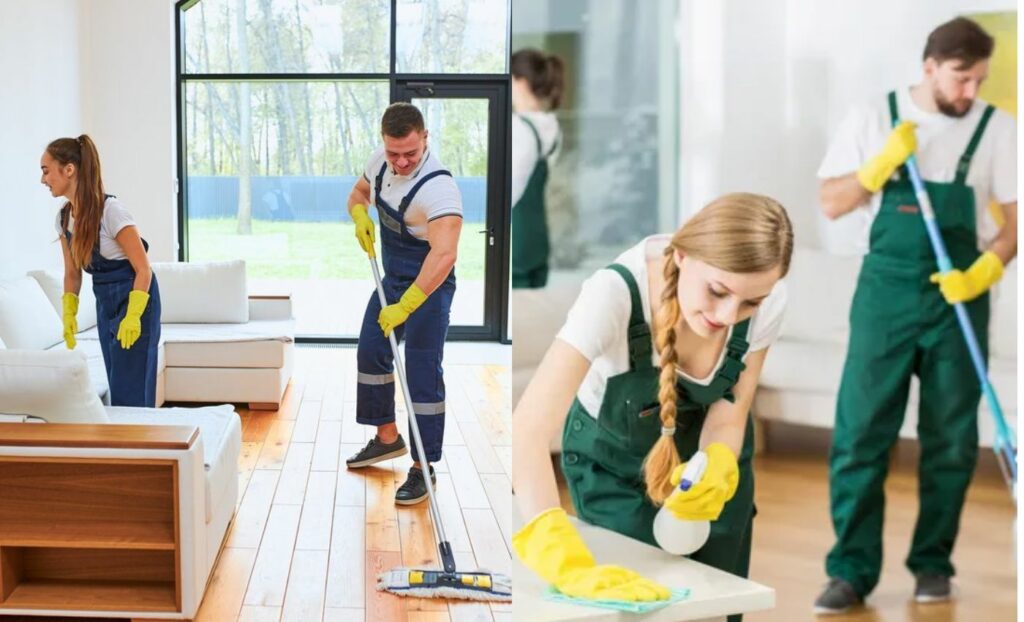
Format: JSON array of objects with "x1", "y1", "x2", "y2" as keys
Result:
[{"x1": 174, "y1": 0, "x2": 512, "y2": 343}]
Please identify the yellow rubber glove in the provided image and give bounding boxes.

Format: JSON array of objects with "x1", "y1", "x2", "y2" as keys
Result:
[
  {"x1": 61, "y1": 292, "x2": 79, "y2": 350},
  {"x1": 512, "y1": 507, "x2": 671, "y2": 602},
  {"x1": 378, "y1": 283, "x2": 427, "y2": 337},
  {"x1": 351, "y1": 203, "x2": 376, "y2": 258},
  {"x1": 116, "y1": 290, "x2": 150, "y2": 350},
  {"x1": 664, "y1": 443, "x2": 739, "y2": 521},
  {"x1": 930, "y1": 251, "x2": 1004, "y2": 304},
  {"x1": 857, "y1": 121, "x2": 918, "y2": 193}
]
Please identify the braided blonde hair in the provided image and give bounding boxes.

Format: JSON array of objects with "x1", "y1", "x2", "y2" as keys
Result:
[{"x1": 643, "y1": 193, "x2": 793, "y2": 504}]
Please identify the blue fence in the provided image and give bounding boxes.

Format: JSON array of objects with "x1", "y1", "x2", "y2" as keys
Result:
[{"x1": 186, "y1": 175, "x2": 487, "y2": 222}]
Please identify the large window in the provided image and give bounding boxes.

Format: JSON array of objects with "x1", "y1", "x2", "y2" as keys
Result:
[
  {"x1": 512, "y1": 0, "x2": 679, "y2": 269},
  {"x1": 177, "y1": 0, "x2": 511, "y2": 341}
]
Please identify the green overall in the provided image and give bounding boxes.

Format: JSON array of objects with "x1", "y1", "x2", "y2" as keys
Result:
[
  {"x1": 827, "y1": 92, "x2": 994, "y2": 597},
  {"x1": 512, "y1": 115, "x2": 558, "y2": 289},
  {"x1": 561, "y1": 264, "x2": 757, "y2": 622}
]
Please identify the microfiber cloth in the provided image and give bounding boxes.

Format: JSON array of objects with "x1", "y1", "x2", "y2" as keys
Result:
[{"x1": 543, "y1": 587, "x2": 691, "y2": 613}]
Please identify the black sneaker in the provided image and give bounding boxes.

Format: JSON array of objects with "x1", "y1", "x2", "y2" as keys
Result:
[
  {"x1": 395, "y1": 465, "x2": 437, "y2": 506},
  {"x1": 345, "y1": 435, "x2": 408, "y2": 468},
  {"x1": 914, "y1": 574, "x2": 951, "y2": 603},
  {"x1": 813, "y1": 578, "x2": 862, "y2": 615}
]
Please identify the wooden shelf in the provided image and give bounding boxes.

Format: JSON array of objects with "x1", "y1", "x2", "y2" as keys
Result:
[
  {"x1": 1, "y1": 579, "x2": 176, "y2": 612},
  {"x1": 0, "y1": 453, "x2": 183, "y2": 614},
  {"x1": 0, "y1": 521, "x2": 175, "y2": 550}
]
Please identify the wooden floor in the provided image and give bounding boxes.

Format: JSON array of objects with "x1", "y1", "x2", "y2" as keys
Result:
[
  {"x1": 748, "y1": 426, "x2": 1016, "y2": 622},
  {"x1": 555, "y1": 423, "x2": 1017, "y2": 621},
  {"x1": 194, "y1": 346, "x2": 513, "y2": 622}
]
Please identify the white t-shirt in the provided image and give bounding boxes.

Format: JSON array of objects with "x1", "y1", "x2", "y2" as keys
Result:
[
  {"x1": 556, "y1": 235, "x2": 788, "y2": 418},
  {"x1": 54, "y1": 196, "x2": 136, "y2": 261},
  {"x1": 512, "y1": 111, "x2": 560, "y2": 207},
  {"x1": 362, "y1": 146, "x2": 462, "y2": 240},
  {"x1": 818, "y1": 89, "x2": 1017, "y2": 254}
]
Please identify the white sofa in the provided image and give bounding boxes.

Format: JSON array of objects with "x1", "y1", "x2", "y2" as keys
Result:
[
  {"x1": 755, "y1": 246, "x2": 1017, "y2": 448},
  {"x1": 0, "y1": 348, "x2": 240, "y2": 619},
  {"x1": 514, "y1": 250, "x2": 1017, "y2": 450},
  {"x1": 0, "y1": 260, "x2": 295, "y2": 409}
]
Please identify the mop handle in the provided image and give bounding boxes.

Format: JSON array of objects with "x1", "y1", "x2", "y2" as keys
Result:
[
  {"x1": 368, "y1": 257, "x2": 453, "y2": 556},
  {"x1": 904, "y1": 157, "x2": 1018, "y2": 470}
]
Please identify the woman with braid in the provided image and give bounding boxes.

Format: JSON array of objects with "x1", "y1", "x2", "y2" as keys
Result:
[{"x1": 511, "y1": 194, "x2": 792, "y2": 617}]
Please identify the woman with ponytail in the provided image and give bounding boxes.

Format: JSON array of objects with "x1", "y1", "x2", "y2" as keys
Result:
[
  {"x1": 512, "y1": 194, "x2": 793, "y2": 617},
  {"x1": 41, "y1": 134, "x2": 162, "y2": 407},
  {"x1": 511, "y1": 48, "x2": 564, "y2": 288}
]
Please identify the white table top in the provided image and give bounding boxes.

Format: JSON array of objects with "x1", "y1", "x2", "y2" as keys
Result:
[{"x1": 512, "y1": 516, "x2": 774, "y2": 621}]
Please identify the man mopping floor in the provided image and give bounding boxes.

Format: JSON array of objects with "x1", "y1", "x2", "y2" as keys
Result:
[
  {"x1": 341, "y1": 102, "x2": 511, "y2": 603},
  {"x1": 344, "y1": 102, "x2": 462, "y2": 506}
]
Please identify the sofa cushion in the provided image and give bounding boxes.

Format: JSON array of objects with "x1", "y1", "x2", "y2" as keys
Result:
[
  {"x1": 159, "y1": 319, "x2": 295, "y2": 345},
  {"x1": 779, "y1": 248, "x2": 860, "y2": 345},
  {"x1": 511, "y1": 272, "x2": 587, "y2": 406},
  {"x1": 759, "y1": 339, "x2": 846, "y2": 394},
  {"x1": 46, "y1": 339, "x2": 108, "y2": 400},
  {"x1": 27, "y1": 270, "x2": 99, "y2": 331},
  {"x1": 164, "y1": 338, "x2": 288, "y2": 368},
  {"x1": 759, "y1": 338, "x2": 1017, "y2": 413},
  {"x1": 164, "y1": 352, "x2": 293, "y2": 404},
  {"x1": 74, "y1": 326, "x2": 167, "y2": 371},
  {"x1": 0, "y1": 277, "x2": 63, "y2": 350},
  {"x1": 989, "y1": 264, "x2": 1016, "y2": 361},
  {"x1": 0, "y1": 349, "x2": 108, "y2": 423},
  {"x1": 106, "y1": 404, "x2": 241, "y2": 523},
  {"x1": 153, "y1": 260, "x2": 249, "y2": 324}
]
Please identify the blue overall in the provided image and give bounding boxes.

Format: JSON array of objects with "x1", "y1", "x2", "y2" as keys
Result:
[
  {"x1": 355, "y1": 162, "x2": 457, "y2": 463},
  {"x1": 61, "y1": 204, "x2": 162, "y2": 407}
]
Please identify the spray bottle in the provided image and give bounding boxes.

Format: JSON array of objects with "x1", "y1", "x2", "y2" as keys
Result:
[{"x1": 653, "y1": 450, "x2": 711, "y2": 555}]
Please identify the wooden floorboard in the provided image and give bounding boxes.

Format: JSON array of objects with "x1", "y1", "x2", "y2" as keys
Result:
[{"x1": 189, "y1": 347, "x2": 512, "y2": 622}]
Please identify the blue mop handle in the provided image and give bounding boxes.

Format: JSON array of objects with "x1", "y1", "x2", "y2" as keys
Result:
[{"x1": 904, "y1": 157, "x2": 1017, "y2": 475}]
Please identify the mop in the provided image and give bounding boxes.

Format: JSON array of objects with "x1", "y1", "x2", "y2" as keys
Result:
[
  {"x1": 368, "y1": 255, "x2": 512, "y2": 602},
  {"x1": 903, "y1": 153, "x2": 1017, "y2": 499}
]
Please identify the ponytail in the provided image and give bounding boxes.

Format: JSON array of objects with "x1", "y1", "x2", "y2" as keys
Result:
[
  {"x1": 511, "y1": 48, "x2": 566, "y2": 111},
  {"x1": 47, "y1": 134, "x2": 105, "y2": 270}
]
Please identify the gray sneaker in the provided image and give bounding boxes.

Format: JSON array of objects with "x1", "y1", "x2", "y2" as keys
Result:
[
  {"x1": 914, "y1": 574, "x2": 951, "y2": 603},
  {"x1": 813, "y1": 578, "x2": 862, "y2": 615},
  {"x1": 345, "y1": 435, "x2": 408, "y2": 468}
]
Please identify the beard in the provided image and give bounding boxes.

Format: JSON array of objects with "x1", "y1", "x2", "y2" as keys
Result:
[{"x1": 933, "y1": 89, "x2": 973, "y2": 118}]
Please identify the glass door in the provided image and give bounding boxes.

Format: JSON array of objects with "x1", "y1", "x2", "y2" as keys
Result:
[{"x1": 395, "y1": 80, "x2": 509, "y2": 341}]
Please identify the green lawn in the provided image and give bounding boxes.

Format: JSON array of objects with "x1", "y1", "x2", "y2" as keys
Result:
[{"x1": 187, "y1": 218, "x2": 486, "y2": 280}]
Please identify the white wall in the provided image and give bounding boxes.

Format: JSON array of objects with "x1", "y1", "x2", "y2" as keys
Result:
[
  {"x1": 80, "y1": 0, "x2": 177, "y2": 262},
  {"x1": 0, "y1": 0, "x2": 176, "y2": 283},
  {"x1": 677, "y1": 0, "x2": 1016, "y2": 254},
  {"x1": 0, "y1": 0, "x2": 83, "y2": 279}
]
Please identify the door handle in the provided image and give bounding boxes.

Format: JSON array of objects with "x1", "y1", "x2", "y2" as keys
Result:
[
  {"x1": 407, "y1": 82, "x2": 435, "y2": 96},
  {"x1": 479, "y1": 228, "x2": 495, "y2": 247}
]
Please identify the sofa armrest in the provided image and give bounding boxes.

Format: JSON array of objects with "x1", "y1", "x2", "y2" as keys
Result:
[
  {"x1": 0, "y1": 420, "x2": 208, "y2": 618},
  {"x1": 0, "y1": 422, "x2": 198, "y2": 450},
  {"x1": 248, "y1": 294, "x2": 293, "y2": 321}
]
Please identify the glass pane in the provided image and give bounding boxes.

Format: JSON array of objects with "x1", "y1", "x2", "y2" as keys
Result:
[
  {"x1": 183, "y1": 0, "x2": 390, "y2": 74},
  {"x1": 512, "y1": 0, "x2": 670, "y2": 267},
  {"x1": 184, "y1": 80, "x2": 391, "y2": 336},
  {"x1": 397, "y1": 0, "x2": 508, "y2": 74},
  {"x1": 413, "y1": 96, "x2": 489, "y2": 327}
]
